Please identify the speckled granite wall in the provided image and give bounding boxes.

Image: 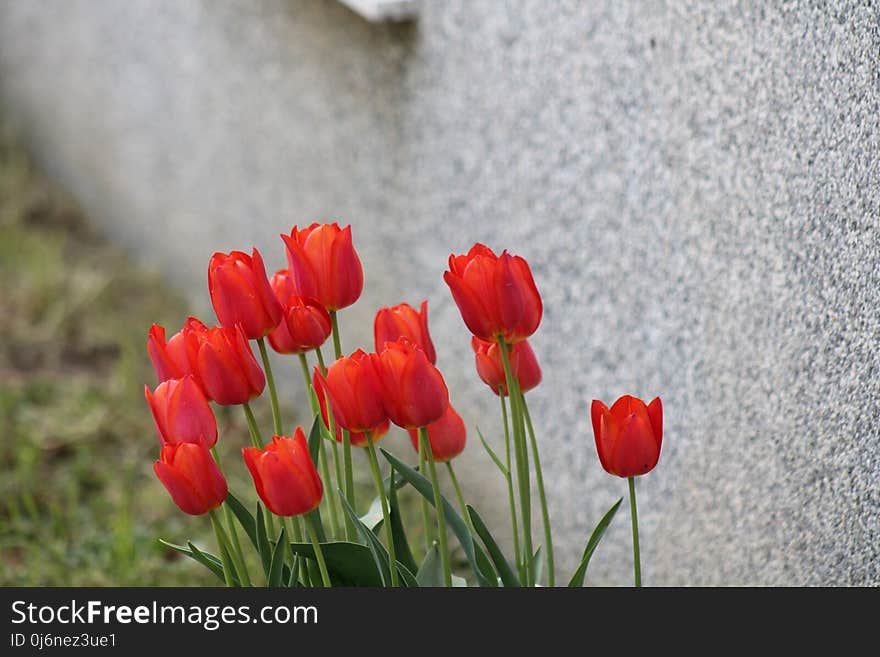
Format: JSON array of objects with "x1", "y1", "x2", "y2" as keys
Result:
[{"x1": 1, "y1": 0, "x2": 878, "y2": 585}]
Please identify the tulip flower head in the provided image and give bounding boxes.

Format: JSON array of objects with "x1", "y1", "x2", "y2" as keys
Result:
[
  {"x1": 147, "y1": 322, "x2": 195, "y2": 384},
  {"x1": 314, "y1": 349, "x2": 388, "y2": 434},
  {"x1": 471, "y1": 336, "x2": 542, "y2": 396},
  {"x1": 242, "y1": 430, "x2": 323, "y2": 517},
  {"x1": 373, "y1": 337, "x2": 449, "y2": 430},
  {"x1": 154, "y1": 443, "x2": 227, "y2": 515},
  {"x1": 408, "y1": 404, "x2": 467, "y2": 463},
  {"x1": 374, "y1": 300, "x2": 436, "y2": 364},
  {"x1": 184, "y1": 323, "x2": 266, "y2": 405},
  {"x1": 312, "y1": 369, "x2": 389, "y2": 446},
  {"x1": 591, "y1": 396, "x2": 663, "y2": 478},
  {"x1": 444, "y1": 243, "x2": 542, "y2": 344},
  {"x1": 267, "y1": 269, "x2": 332, "y2": 355},
  {"x1": 208, "y1": 248, "x2": 282, "y2": 340},
  {"x1": 281, "y1": 223, "x2": 364, "y2": 311},
  {"x1": 145, "y1": 375, "x2": 218, "y2": 448}
]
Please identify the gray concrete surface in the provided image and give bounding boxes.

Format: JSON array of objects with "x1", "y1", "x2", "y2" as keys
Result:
[{"x1": 1, "y1": 0, "x2": 878, "y2": 585}]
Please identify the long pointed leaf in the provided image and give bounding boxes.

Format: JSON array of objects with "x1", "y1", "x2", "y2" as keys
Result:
[
  {"x1": 338, "y1": 492, "x2": 389, "y2": 586},
  {"x1": 416, "y1": 544, "x2": 443, "y2": 587},
  {"x1": 307, "y1": 414, "x2": 322, "y2": 466},
  {"x1": 388, "y1": 471, "x2": 418, "y2": 574},
  {"x1": 158, "y1": 539, "x2": 226, "y2": 584},
  {"x1": 568, "y1": 497, "x2": 623, "y2": 587},
  {"x1": 467, "y1": 505, "x2": 520, "y2": 587},
  {"x1": 224, "y1": 492, "x2": 257, "y2": 552},
  {"x1": 382, "y1": 449, "x2": 497, "y2": 587},
  {"x1": 531, "y1": 546, "x2": 544, "y2": 586},
  {"x1": 255, "y1": 504, "x2": 272, "y2": 576},
  {"x1": 267, "y1": 527, "x2": 287, "y2": 587},
  {"x1": 477, "y1": 426, "x2": 509, "y2": 477}
]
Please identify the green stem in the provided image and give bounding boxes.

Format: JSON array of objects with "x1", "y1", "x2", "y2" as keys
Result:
[
  {"x1": 242, "y1": 402, "x2": 263, "y2": 449},
  {"x1": 315, "y1": 345, "x2": 328, "y2": 373},
  {"x1": 211, "y1": 448, "x2": 252, "y2": 586},
  {"x1": 500, "y1": 392, "x2": 522, "y2": 578},
  {"x1": 418, "y1": 435, "x2": 436, "y2": 550},
  {"x1": 521, "y1": 397, "x2": 555, "y2": 587},
  {"x1": 209, "y1": 509, "x2": 237, "y2": 587},
  {"x1": 446, "y1": 461, "x2": 474, "y2": 535},
  {"x1": 327, "y1": 313, "x2": 356, "y2": 540},
  {"x1": 305, "y1": 515, "x2": 332, "y2": 587},
  {"x1": 421, "y1": 427, "x2": 452, "y2": 586},
  {"x1": 497, "y1": 336, "x2": 533, "y2": 586},
  {"x1": 329, "y1": 311, "x2": 343, "y2": 359},
  {"x1": 257, "y1": 337, "x2": 282, "y2": 436},
  {"x1": 629, "y1": 476, "x2": 641, "y2": 588},
  {"x1": 317, "y1": 435, "x2": 341, "y2": 538},
  {"x1": 364, "y1": 434, "x2": 399, "y2": 586},
  {"x1": 285, "y1": 517, "x2": 309, "y2": 587}
]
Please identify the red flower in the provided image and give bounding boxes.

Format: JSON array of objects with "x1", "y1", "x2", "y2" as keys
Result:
[
  {"x1": 145, "y1": 375, "x2": 218, "y2": 448},
  {"x1": 444, "y1": 243, "x2": 542, "y2": 343},
  {"x1": 314, "y1": 350, "x2": 387, "y2": 434},
  {"x1": 471, "y1": 337, "x2": 542, "y2": 396},
  {"x1": 281, "y1": 223, "x2": 364, "y2": 311},
  {"x1": 242, "y1": 430, "x2": 323, "y2": 517},
  {"x1": 185, "y1": 323, "x2": 265, "y2": 405},
  {"x1": 408, "y1": 404, "x2": 466, "y2": 462},
  {"x1": 372, "y1": 338, "x2": 449, "y2": 429},
  {"x1": 154, "y1": 443, "x2": 227, "y2": 515},
  {"x1": 591, "y1": 396, "x2": 663, "y2": 478},
  {"x1": 147, "y1": 322, "x2": 193, "y2": 383},
  {"x1": 312, "y1": 369, "x2": 389, "y2": 446},
  {"x1": 374, "y1": 300, "x2": 436, "y2": 364},
  {"x1": 208, "y1": 248, "x2": 282, "y2": 340},
  {"x1": 267, "y1": 269, "x2": 332, "y2": 355}
]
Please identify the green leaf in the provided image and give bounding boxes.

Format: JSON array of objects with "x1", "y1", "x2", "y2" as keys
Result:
[
  {"x1": 452, "y1": 574, "x2": 468, "y2": 587},
  {"x1": 305, "y1": 506, "x2": 327, "y2": 543},
  {"x1": 224, "y1": 492, "x2": 257, "y2": 552},
  {"x1": 568, "y1": 497, "x2": 623, "y2": 587},
  {"x1": 477, "y1": 426, "x2": 509, "y2": 478},
  {"x1": 288, "y1": 542, "x2": 383, "y2": 587},
  {"x1": 267, "y1": 527, "x2": 287, "y2": 587},
  {"x1": 307, "y1": 414, "x2": 322, "y2": 466},
  {"x1": 416, "y1": 544, "x2": 443, "y2": 587},
  {"x1": 388, "y1": 471, "x2": 418, "y2": 575},
  {"x1": 359, "y1": 494, "x2": 384, "y2": 531},
  {"x1": 158, "y1": 539, "x2": 226, "y2": 584},
  {"x1": 531, "y1": 546, "x2": 544, "y2": 586},
  {"x1": 382, "y1": 448, "x2": 497, "y2": 587},
  {"x1": 467, "y1": 505, "x2": 520, "y2": 587},
  {"x1": 338, "y1": 492, "x2": 390, "y2": 586},
  {"x1": 255, "y1": 504, "x2": 272, "y2": 576}
]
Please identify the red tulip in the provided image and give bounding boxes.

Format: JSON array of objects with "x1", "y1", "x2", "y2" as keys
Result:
[
  {"x1": 208, "y1": 248, "x2": 282, "y2": 340},
  {"x1": 374, "y1": 300, "x2": 436, "y2": 364},
  {"x1": 312, "y1": 369, "x2": 389, "y2": 446},
  {"x1": 185, "y1": 323, "x2": 265, "y2": 405},
  {"x1": 281, "y1": 223, "x2": 363, "y2": 311},
  {"x1": 154, "y1": 443, "x2": 227, "y2": 515},
  {"x1": 444, "y1": 243, "x2": 542, "y2": 343},
  {"x1": 591, "y1": 396, "x2": 663, "y2": 478},
  {"x1": 145, "y1": 375, "x2": 218, "y2": 448},
  {"x1": 314, "y1": 350, "x2": 387, "y2": 434},
  {"x1": 267, "y1": 270, "x2": 332, "y2": 355},
  {"x1": 372, "y1": 338, "x2": 449, "y2": 429},
  {"x1": 471, "y1": 337, "x2": 542, "y2": 396},
  {"x1": 147, "y1": 322, "x2": 194, "y2": 383},
  {"x1": 242, "y1": 430, "x2": 323, "y2": 517},
  {"x1": 408, "y1": 404, "x2": 466, "y2": 462}
]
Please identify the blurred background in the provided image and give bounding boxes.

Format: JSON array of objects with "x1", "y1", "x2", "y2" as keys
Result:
[{"x1": 1, "y1": 0, "x2": 878, "y2": 586}]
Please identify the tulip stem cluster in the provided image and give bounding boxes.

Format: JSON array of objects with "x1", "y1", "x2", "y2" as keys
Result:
[
  {"x1": 364, "y1": 433, "x2": 399, "y2": 587},
  {"x1": 522, "y1": 399, "x2": 554, "y2": 586},
  {"x1": 499, "y1": 392, "x2": 522, "y2": 570},
  {"x1": 257, "y1": 337, "x2": 283, "y2": 436},
  {"x1": 421, "y1": 426, "x2": 452, "y2": 587}
]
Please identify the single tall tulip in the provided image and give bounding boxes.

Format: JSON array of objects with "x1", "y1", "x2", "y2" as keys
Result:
[
  {"x1": 444, "y1": 243, "x2": 542, "y2": 343},
  {"x1": 242, "y1": 430, "x2": 323, "y2": 517},
  {"x1": 372, "y1": 338, "x2": 449, "y2": 430},
  {"x1": 374, "y1": 300, "x2": 436, "y2": 364},
  {"x1": 154, "y1": 443, "x2": 227, "y2": 515},
  {"x1": 145, "y1": 375, "x2": 218, "y2": 448},
  {"x1": 280, "y1": 223, "x2": 363, "y2": 311},
  {"x1": 408, "y1": 404, "x2": 466, "y2": 462},
  {"x1": 208, "y1": 249, "x2": 282, "y2": 340},
  {"x1": 312, "y1": 369, "x2": 389, "y2": 446},
  {"x1": 471, "y1": 336, "x2": 542, "y2": 396},
  {"x1": 591, "y1": 395, "x2": 663, "y2": 478},
  {"x1": 186, "y1": 323, "x2": 265, "y2": 405},
  {"x1": 314, "y1": 349, "x2": 387, "y2": 434},
  {"x1": 267, "y1": 269, "x2": 332, "y2": 355}
]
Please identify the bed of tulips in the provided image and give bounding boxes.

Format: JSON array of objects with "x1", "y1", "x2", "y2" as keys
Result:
[{"x1": 144, "y1": 223, "x2": 663, "y2": 587}]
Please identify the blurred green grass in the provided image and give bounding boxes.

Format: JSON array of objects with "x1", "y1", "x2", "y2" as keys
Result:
[{"x1": 0, "y1": 124, "x2": 230, "y2": 585}]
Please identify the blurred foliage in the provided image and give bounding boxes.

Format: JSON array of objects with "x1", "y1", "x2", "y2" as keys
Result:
[{"x1": 0, "y1": 123, "x2": 226, "y2": 585}]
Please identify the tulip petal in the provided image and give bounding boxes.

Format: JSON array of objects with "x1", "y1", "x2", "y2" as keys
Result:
[
  {"x1": 281, "y1": 231, "x2": 320, "y2": 300},
  {"x1": 444, "y1": 270, "x2": 496, "y2": 340},
  {"x1": 647, "y1": 397, "x2": 663, "y2": 448}
]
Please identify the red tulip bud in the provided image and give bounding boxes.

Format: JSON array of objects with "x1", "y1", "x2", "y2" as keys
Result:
[
  {"x1": 208, "y1": 248, "x2": 282, "y2": 340},
  {"x1": 312, "y1": 368, "x2": 389, "y2": 446},
  {"x1": 154, "y1": 443, "x2": 227, "y2": 515},
  {"x1": 374, "y1": 300, "x2": 436, "y2": 364},
  {"x1": 242, "y1": 429, "x2": 323, "y2": 517},
  {"x1": 186, "y1": 323, "x2": 265, "y2": 405},
  {"x1": 267, "y1": 270, "x2": 332, "y2": 355},
  {"x1": 314, "y1": 350, "x2": 388, "y2": 434},
  {"x1": 591, "y1": 396, "x2": 663, "y2": 478},
  {"x1": 471, "y1": 337, "x2": 542, "y2": 396},
  {"x1": 147, "y1": 323, "x2": 193, "y2": 384},
  {"x1": 408, "y1": 404, "x2": 466, "y2": 462},
  {"x1": 145, "y1": 375, "x2": 217, "y2": 448},
  {"x1": 372, "y1": 338, "x2": 449, "y2": 429}
]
